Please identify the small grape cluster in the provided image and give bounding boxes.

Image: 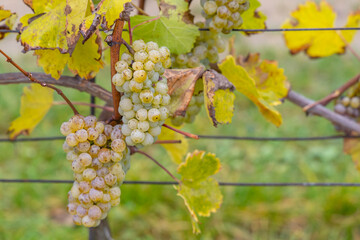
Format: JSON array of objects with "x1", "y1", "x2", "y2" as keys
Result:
[
  {"x1": 202, "y1": 0, "x2": 250, "y2": 34},
  {"x1": 334, "y1": 96, "x2": 360, "y2": 119},
  {"x1": 112, "y1": 40, "x2": 171, "y2": 147},
  {"x1": 171, "y1": 22, "x2": 226, "y2": 68},
  {"x1": 60, "y1": 115, "x2": 130, "y2": 227},
  {"x1": 171, "y1": 92, "x2": 204, "y2": 126}
]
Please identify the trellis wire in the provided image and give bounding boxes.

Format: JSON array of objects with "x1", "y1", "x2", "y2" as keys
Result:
[
  {"x1": 1, "y1": 27, "x2": 360, "y2": 34},
  {"x1": 1, "y1": 179, "x2": 360, "y2": 187},
  {"x1": 1, "y1": 135, "x2": 360, "y2": 143}
]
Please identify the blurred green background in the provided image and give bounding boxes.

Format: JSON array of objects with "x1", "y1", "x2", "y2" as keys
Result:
[
  {"x1": 1, "y1": 42, "x2": 360, "y2": 240},
  {"x1": 1, "y1": 0, "x2": 360, "y2": 239}
]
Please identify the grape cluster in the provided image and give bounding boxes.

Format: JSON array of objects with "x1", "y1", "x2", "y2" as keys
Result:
[
  {"x1": 334, "y1": 96, "x2": 360, "y2": 119},
  {"x1": 112, "y1": 40, "x2": 171, "y2": 147},
  {"x1": 171, "y1": 92, "x2": 204, "y2": 126},
  {"x1": 171, "y1": 22, "x2": 226, "y2": 68},
  {"x1": 60, "y1": 115, "x2": 130, "y2": 227},
  {"x1": 202, "y1": 0, "x2": 250, "y2": 34}
]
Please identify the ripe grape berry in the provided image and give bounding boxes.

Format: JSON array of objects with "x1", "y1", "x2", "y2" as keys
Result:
[
  {"x1": 114, "y1": 40, "x2": 171, "y2": 148},
  {"x1": 61, "y1": 115, "x2": 131, "y2": 227},
  {"x1": 202, "y1": 0, "x2": 250, "y2": 34},
  {"x1": 171, "y1": 22, "x2": 227, "y2": 69}
]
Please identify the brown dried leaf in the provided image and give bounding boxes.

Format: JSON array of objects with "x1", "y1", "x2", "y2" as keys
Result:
[{"x1": 164, "y1": 67, "x2": 205, "y2": 116}]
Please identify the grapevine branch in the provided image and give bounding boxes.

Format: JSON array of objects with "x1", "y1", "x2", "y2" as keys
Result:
[
  {"x1": 135, "y1": 149, "x2": 181, "y2": 184},
  {"x1": 0, "y1": 73, "x2": 112, "y2": 104},
  {"x1": 0, "y1": 50, "x2": 79, "y2": 115},
  {"x1": 1, "y1": 72, "x2": 359, "y2": 134},
  {"x1": 287, "y1": 90, "x2": 360, "y2": 133},
  {"x1": 303, "y1": 73, "x2": 360, "y2": 111},
  {"x1": 109, "y1": 20, "x2": 125, "y2": 122}
]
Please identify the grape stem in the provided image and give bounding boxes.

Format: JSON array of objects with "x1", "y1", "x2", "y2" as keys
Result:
[
  {"x1": 303, "y1": 73, "x2": 360, "y2": 111},
  {"x1": 0, "y1": 49, "x2": 79, "y2": 115},
  {"x1": 163, "y1": 124, "x2": 199, "y2": 139},
  {"x1": 135, "y1": 149, "x2": 181, "y2": 184},
  {"x1": 52, "y1": 101, "x2": 114, "y2": 112},
  {"x1": 110, "y1": 20, "x2": 125, "y2": 122}
]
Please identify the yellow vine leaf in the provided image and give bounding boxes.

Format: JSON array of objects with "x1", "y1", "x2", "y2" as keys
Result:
[
  {"x1": 282, "y1": 0, "x2": 360, "y2": 58},
  {"x1": 157, "y1": 122, "x2": 189, "y2": 164},
  {"x1": 240, "y1": 0, "x2": 267, "y2": 34},
  {"x1": 20, "y1": 0, "x2": 89, "y2": 53},
  {"x1": 0, "y1": 8, "x2": 12, "y2": 21},
  {"x1": 8, "y1": 84, "x2": 53, "y2": 139},
  {"x1": 203, "y1": 70, "x2": 235, "y2": 126},
  {"x1": 35, "y1": 34, "x2": 103, "y2": 79},
  {"x1": 35, "y1": 49, "x2": 68, "y2": 80},
  {"x1": 175, "y1": 150, "x2": 222, "y2": 234},
  {"x1": 237, "y1": 53, "x2": 289, "y2": 106},
  {"x1": 0, "y1": 7, "x2": 17, "y2": 40},
  {"x1": 81, "y1": 0, "x2": 131, "y2": 33},
  {"x1": 219, "y1": 55, "x2": 288, "y2": 127}
]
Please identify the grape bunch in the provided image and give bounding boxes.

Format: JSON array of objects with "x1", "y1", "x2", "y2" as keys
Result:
[
  {"x1": 334, "y1": 95, "x2": 360, "y2": 119},
  {"x1": 202, "y1": 0, "x2": 250, "y2": 34},
  {"x1": 171, "y1": 92, "x2": 204, "y2": 126},
  {"x1": 60, "y1": 115, "x2": 130, "y2": 227},
  {"x1": 171, "y1": 22, "x2": 226, "y2": 68},
  {"x1": 112, "y1": 40, "x2": 171, "y2": 147}
]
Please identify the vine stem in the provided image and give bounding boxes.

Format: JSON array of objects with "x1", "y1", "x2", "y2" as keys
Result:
[
  {"x1": 135, "y1": 150, "x2": 181, "y2": 184},
  {"x1": 338, "y1": 32, "x2": 360, "y2": 62},
  {"x1": 131, "y1": 16, "x2": 161, "y2": 32},
  {"x1": 0, "y1": 49, "x2": 79, "y2": 115},
  {"x1": 52, "y1": 101, "x2": 113, "y2": 112},
  {"x1": 131, "y1": 2, "x2": 149, "y2": 16},
  {"x1": 303, "y1": 73, "x2": 360, "y2": 111},
  {"x1": 110, "y1": 20, "x2": 125, "y2": 122},
  {"x1": 128, "y1": 19, "x2": 133, "y2": 45},
  {"x1": 163, "y1": 124, "x2": 199, "y2": 139}
]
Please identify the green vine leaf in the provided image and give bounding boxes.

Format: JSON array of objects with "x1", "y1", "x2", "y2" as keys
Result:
[
  {"x1": 240, "y1": 0, "x2": 267, "y2": 34},
  {"x1": 159, "y1": 0, "x2": 194, "y2": 23},
  {"x1": 131, "y1": 15, "x2": 199, "y2": 55},
  {"x1": 176, "y1": 150, "x2": 222, "y2": 234}
]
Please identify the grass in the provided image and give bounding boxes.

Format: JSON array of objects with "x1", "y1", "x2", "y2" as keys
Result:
[{"x1": 1, "y1": 44, "x2": 360, "y2": 240}]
